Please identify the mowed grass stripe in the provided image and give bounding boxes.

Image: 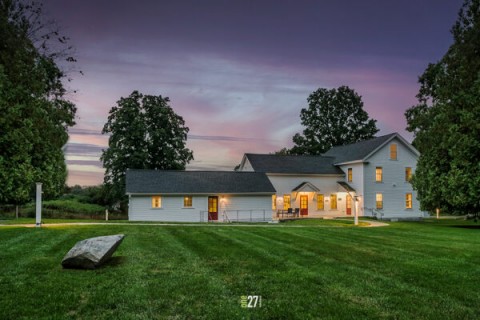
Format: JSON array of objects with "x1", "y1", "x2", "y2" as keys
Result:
[{"x1": 0, "y1": 222, "x2": 479, "y2": 319}]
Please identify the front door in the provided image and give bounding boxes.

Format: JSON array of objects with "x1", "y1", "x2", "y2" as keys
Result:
[
  {"x1": 208, "y1": 196, "x2": 218, "y2": 221},
  {"x1": 346, "y1": 195, "x2": 352, "y2": 215},
  {"x1": 300, "y1": 195, "x2": 308, "y2": 216}
]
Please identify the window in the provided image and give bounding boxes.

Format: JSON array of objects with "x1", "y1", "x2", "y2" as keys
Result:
[
  {"x1": 390, "y1": 144, "x2": 397, "y2": 160},
  {"x1": 330, "y1": 194, "x2": 337, "y2": 210},
  {"x1": 376, "y1": 167, "x2": 383, "y2": 182},
  {"x1": 376, "y1": 193, "x2": 383, "y2": 210},
  {"x1": 406, "y1": 193, "x2": 412, "y2": 209},
  {"x1": 272, "y1": 195, "x2": 277, "y2": 210},
  {"x1": 317, "y1": 194, "x2": 324, "y2": 210},
  {"x1": 405, "y1": 167, "x2": 412, "y2": 182},
  {"x1": 283, "y1": 194, "x2": 291, "y2": 210},
  {"x1": 183, "y1": 196, "x2": 192, "y2": 208},
  {"x1": 152, "y1": 196, "x2": 162, "y2": 208},
  {"x1": 347, "y1": 168, "x2": 353, "y2": 182}
]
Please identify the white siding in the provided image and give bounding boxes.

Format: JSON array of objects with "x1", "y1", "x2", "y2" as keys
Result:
[
  {"x1": 129, "y1": 195, "x2": 207, "y2": 222},
  {"x1": 220, "y1": 195, "x2": 272, "y2": 222},
  {"x1": 240, "y1": 158, "x2": 254, "y2": 171},
  {"x1": 363, "y1": 137, "x2": 424, "y2": 218},
  {"x1": 337, "y1": 163, "x2": 365, "y2": 216},
  {"x1": 267, "y1": 174, "x2": 353, "y2": 217},
  {"x1": 129, "y1": 194, "x2": 272, "y2": 222}
]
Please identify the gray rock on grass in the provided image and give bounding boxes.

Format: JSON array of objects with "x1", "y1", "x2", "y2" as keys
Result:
[{"x1": 61, "y1": 234, "x2": 125, "y2": 269}]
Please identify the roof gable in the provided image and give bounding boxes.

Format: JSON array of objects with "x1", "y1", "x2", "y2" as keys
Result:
[
  {"x1": 126, "y1": 170, "x2": 276, "y2": 194},
  {"x1": 244, "y1": 154, "x2": 344, "y2": 175},
  {"x1": 323, "y1": 133, "x2": 419, "y2": 164}
]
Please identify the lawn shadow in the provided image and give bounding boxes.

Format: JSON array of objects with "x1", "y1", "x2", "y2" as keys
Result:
[
  {"x1": 449, "y1": 225, "x2": 480, "y2": 229},
  {"x1": 99, "y1": 256, "x2": 127, "y2": 268}
]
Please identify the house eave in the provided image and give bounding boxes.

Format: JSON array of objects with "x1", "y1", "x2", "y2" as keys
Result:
[
  {"x1": 334, "y1": 160, "x2": 365, "y2": 166},
  {"x1": 266, "y1": 173, "x2": 344, "y2": 177},
  {"x1": 127, "y1": 192, "x2": 276, "y2": 196}
]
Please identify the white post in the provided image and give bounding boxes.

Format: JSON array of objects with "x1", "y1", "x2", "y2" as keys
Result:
[
  {"x1": 35, "y1": 183, "x2": 42, "y2": 227},
  {"x1": 436, "y1": 208, "x2": 440, "y2": 219},
  {"x1": 354, "y1": 196, "x2": 359, "y2": 226},
  {"x1": 105, "y1": 209, "x2": 109, "y2": 221}
]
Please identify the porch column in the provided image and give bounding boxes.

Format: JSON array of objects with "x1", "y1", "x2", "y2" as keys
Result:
[{"x1": 354, "y1": 196, "x2": 359, "y2": 226}]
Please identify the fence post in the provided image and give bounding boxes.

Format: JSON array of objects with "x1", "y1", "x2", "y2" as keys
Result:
[
  {"x1": 250, "y1": 210, "x2": 252, "y2": 222},
  {"x1": 35, "y1": 183, "x2": 42, "y2": 227},
  {"x1": 105, "y1": 209, "x2": 109, "y2": 221},
  {"x1": 15, "y1": 205, "x2": 19, "y2": 219},
  {"x1": 263, "y1": 210, "x2": 265, "y2": 222}
]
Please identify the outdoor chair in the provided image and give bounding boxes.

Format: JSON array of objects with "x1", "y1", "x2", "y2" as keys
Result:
[
  {"x1": 287, "y1": 208, "x2": 293, "y2": 217},
  {"x1": 294, "y1": 208, "x2": 300, "y2": 217}
]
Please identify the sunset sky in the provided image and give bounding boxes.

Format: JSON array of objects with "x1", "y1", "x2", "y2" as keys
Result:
[{"x1": 42, "y1": 0, "x2": 463, "y2": 186}]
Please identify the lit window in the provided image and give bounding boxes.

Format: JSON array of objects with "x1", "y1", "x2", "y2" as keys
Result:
[
  {"x1": 317, "y1": 194, "x2": 324, "y2": 210},
  {"x1": 152, "y1": 196, "x2": 162, "y2": 208},
  {"x1": 272, "y1": 195, "x2": 277, "y2": 210},
  {"x1": 283, "y1": 195, "x2": 291, "y2": 210},
  {"x1": 405, "y1": 167, "x2": 412, "y2": 182},
  {"x1": 376, "y1": 193, "x2": 383, "y2": 209},
  {"x1": 406, "y1": 193, "x2": 412, "y2": 209},
  {"x1": 184, "y1": 196, "x2": 192, "y2": 208},
  {"x1": 390, "y1": 144, "x2": 397, "y2": 160},
  {"x1": 348, "y1": 168, "x2": 353, "y2": 182},
  {"x1": 330, "y1": 194, "x2": 337, "y2": 210},
  {"x1": 376, "y1": 167, "x2": 383, "y2": 182}
]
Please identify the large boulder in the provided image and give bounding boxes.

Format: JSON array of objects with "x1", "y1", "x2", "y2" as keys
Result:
[{"x1": 62, "y1": 234, "x2": 125, "y2": 269}]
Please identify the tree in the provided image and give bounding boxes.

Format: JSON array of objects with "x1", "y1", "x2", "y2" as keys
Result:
[
  {"x1": 0, "y1": 0, "x2": 77, "y2": 205},
  {"x1": 101, "y1": 91, "x2": 194, "y2": 204},
  {"x1": 289, "y1": 86, "x2": 379, "y2": 155},
  {"x1": 405, "y1": 0, "x2": 480, "y2": 216}
]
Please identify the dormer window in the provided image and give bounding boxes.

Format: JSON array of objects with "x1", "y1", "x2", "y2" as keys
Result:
[{"x1": 390, "y1": 144, "x2": 397, "y2": 160}]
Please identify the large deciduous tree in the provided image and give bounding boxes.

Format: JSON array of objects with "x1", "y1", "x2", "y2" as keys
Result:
[
  {"x1": 101, "y1": 91, "x2": 194, "y2": 204},
  {"x1": 289, "y1": 86, "x2": 379, "y2": 155},
  {"x1": 405, "y1": 0, "x2": 480, "y2": 216},
  {"x1": 0, "y1": 0, "x2": 77, "y2": 205}
]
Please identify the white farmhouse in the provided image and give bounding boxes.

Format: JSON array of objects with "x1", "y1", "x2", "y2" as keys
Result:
[
  {"x1": 126, "y1": 133, "x2": 425, "y2": 221},
  {"x1": 240, "y1": 132, "x2": 424, "y2": 219}
]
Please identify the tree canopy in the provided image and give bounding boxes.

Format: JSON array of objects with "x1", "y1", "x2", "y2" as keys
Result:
[
  {"x1": 101, "y1": 91, "x2": 194, "y2": 203},
  {"x1": 405, "y1": 0, "x2": 480, "y2": 215},
  {"x1": 289, "y1": 86, "x2": 379, "y2": 155},
  {"x1": 0, "y1": 0, "x2": 77, "y2": 204}
]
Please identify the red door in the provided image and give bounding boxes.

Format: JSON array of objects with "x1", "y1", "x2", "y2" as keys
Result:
[
  {"x1": 208, "y1": 196, "x2": 218, "y2": 221},
  {"x1": 346, "y1": 195, "x2": 352, "y2": 215},
  {"x1": 300, "y1": 195, "x2": 308, "y2": 216}
]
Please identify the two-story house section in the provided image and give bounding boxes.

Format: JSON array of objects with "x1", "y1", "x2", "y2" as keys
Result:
[{"x1": 323, "y1": 133, "x2": 425, "y2": 219}]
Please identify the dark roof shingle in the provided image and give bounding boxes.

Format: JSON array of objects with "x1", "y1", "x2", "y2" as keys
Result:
[
  {"x1": 126, "y1": 170, "x2": 276, "y2": 194},
  {"x1": 244, "y1": 154, "x2": 344, "y2": 174},
  {"x1": 323, "y1": 133, "x2": 397, "y2": 164}
]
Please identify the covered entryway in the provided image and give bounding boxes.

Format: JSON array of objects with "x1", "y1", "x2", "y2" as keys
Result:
[
  {"x1": 208, "y1": 196, "x2": 218, "y2": 221},
  {"x1": 300, "y1": 195, "x2": 308, "y2": 216}
]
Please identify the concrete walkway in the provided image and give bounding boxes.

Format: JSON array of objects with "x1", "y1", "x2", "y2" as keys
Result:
[{"x1": 0, "y1": 220, "x2": 389, "y2": 228}]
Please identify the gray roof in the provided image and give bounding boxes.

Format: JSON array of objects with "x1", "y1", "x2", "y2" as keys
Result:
[
  {"x1": 323, "y1": 133, "x2": 398, "y2": 164},
  {"x1": 126, "y1": 170, "x2": 276, "y2": 194},
  {"x1": 244, "y1": 154, "x2": 344, "y2": 175}
]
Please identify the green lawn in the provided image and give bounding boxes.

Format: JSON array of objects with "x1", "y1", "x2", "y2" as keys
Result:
[{"x1": 0, "y1": 220, "x2": 479, "y2": 319}]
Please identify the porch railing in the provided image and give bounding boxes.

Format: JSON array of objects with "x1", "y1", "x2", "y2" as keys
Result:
[{"x1": 199, "y1": 209, "x2": 270, "y2": 223}]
